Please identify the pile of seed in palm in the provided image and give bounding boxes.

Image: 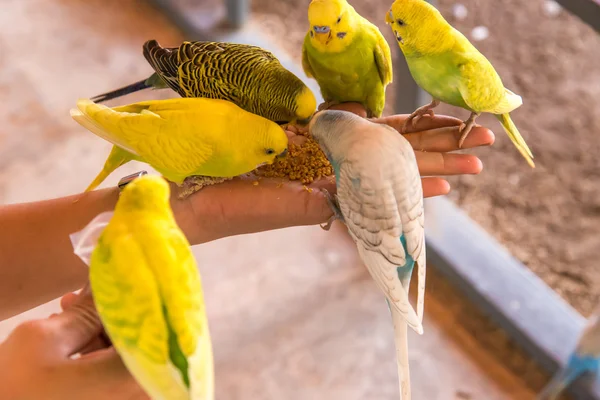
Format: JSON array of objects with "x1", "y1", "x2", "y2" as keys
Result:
[{"x1": 256, "y1": 128, "x2": 333, "y2": 184}]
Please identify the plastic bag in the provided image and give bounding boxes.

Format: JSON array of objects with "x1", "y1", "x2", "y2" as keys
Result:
[{"x1": 69, "y1": 211, "x2": 114, "y2": 267}]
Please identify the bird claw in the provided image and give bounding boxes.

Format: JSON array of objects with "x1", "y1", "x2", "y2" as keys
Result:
[
  {"x1": 402, "y1": 99, "x2": 440, "y2": 133},
  {"x1": 320, "y1": 215, "x2": 337, "y2": 231},
  {"x1": 177, "y1": 176, "x2": 232, "y2": 199},
  {"x1": 457, "y1": 112, "x2": 479, "y2": 149},
  {"x1": 317, "y1": 100, "x2": 340, "y2": 112},
  {"x1": 411, "y1": 109, "x2": 435, "y2": 128},
  {"x1": 320, "y1": 188, "x2": 345, "y2": 230},
  {"x1": 402, "y1": 109, "x2": 435, "y2": 133}
]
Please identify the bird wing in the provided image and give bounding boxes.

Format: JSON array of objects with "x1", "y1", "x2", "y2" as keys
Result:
[
  {"x1": 90, "y1": 226, "x2": 189, "y2": 400},
  {"x1": 337, "y1": 133, "x2": 423, "y2": 331},
  {"x1": 143, "y1": 224, "x2": 214, "y2": 400},
  {"x1": 177, "y1": 41, "x2": 274, "y2": 105},
  {"x1": 143, "y1": 39, "x2": 185, "y2": 95},
  {"x1": 72, "y1": 98, "x2": 216, "y2": 179},
  {"x1": 372, "y1": 29, "x2": 393, "y2": 86},
  {"x1": 456, "y1": 51, "x2": 520, "y2": 114},
  {"x1": 301, "y1": 34, "x2": 316, "y2": 79}
]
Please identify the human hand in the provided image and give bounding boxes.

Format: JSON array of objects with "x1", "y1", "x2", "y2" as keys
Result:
[
  {"x1": 0, "y1": 286, "x2": 148, "y2": 400},
  {"x1": 172, "y1": 102, "x2": 493, "y2": 245}
]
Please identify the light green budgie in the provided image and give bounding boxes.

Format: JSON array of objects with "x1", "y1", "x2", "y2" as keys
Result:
[
  {"x1": 386, "y1": 0, "x2": 534, "y2": 168},
  {"x1": 302, "y1": 0, "x2": 393, "y2": 118},
  {"x1": 70, "y1": 175, "x2": 214, "y2": 400}
]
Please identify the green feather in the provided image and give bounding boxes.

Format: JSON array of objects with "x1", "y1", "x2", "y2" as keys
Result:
[{"x1": 164, "y1": 306, "x2": 190, "y2": 387}]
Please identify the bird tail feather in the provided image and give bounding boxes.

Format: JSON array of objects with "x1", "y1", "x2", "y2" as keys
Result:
[
  {"x1": 392, "y1": 308, "x2": 411, "y2": 400},
  {"x1": 495, "y1": 113, "x2": 535, "y2": 168},
  {"x1": 90, "y1": 78, "x2": 153, "y2": 104},
  {"x1": 84, "y1": 145, "x2": 132, "y2": 192}
]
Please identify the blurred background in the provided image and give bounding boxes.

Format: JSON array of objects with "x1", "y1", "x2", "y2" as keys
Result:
[{"x1": 1, "y1": 0, "x2": 599, "y2": 398}]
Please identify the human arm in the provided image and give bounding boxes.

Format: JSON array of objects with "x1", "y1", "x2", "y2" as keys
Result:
[{"x1": 0, "y1": 103, "x2": 494, "y2": 320}]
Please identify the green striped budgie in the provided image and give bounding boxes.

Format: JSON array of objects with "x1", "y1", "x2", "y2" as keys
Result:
[
  {"x1": 309, "y1": 110, "x2": 425, "y2": 399},
  {"x1": 70, "y1": 175, "x2": 214, "y2": 400},
  {"x1": 91, "y1": 40, "x2": 316, "y2": 124}
]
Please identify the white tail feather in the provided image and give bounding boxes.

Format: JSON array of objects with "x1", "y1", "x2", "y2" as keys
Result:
[{"x1": 392, "y1": 307, "x2": 411, "y2": 400}]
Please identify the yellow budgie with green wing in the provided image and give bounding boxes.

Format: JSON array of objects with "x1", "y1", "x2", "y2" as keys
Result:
[
  {"x1": 302, "y1": 0, "x2": 393, "y2": 118},
  {"x1": 71, "y1": 97, "x2": 289, "y2": 194},
  {"x1": 70, "y1": 175, "x2": 214, "y2": 400},
  {"x1": 386, "y1": 0, "x2": 534, "y2": 168}
]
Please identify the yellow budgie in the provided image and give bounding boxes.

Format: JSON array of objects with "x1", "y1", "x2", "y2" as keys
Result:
[
  {"x1": 302, "y1": 0, "x2": 393, "y2": 118},
  {"x1": 386, "y1": 0, "x2": 534, "y2": 167},
  {"x1": 70, "y1": 98, "x2": 289, "y2": 193},
  {"x1": 70, "y1": 175, "x2": 214, "y2": 400}
]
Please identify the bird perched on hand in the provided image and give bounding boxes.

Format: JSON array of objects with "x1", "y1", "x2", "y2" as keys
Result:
[
  {"x1": 302, "y1": 0, "x2": 393, "y2": 118},
  {"x1": 310, "y1": 110, "x2": 426, "y2": 399},
  {"x1": 91, "y1": 40, "x2": 317, "y2": 124},
  {"x1": 385, "y1": 0, "x2": 534, "y2": 168},
  {"x1": 71, "y1": 97, "x2": 288, "y2": 196},
  {"x1": 70, "y1": 175, "x2": 214, "y2": 400},
  {"x1": 538, "y1": 309, "x2": 600, "y2": 400}
]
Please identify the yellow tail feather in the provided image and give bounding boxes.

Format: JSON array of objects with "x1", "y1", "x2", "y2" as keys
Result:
[
  {"x1": 495, "y1": 113, "x2": 535, "y2": 168},
  {"x1": 85, "y1": 146, "x2": 132, "y2": 192}
]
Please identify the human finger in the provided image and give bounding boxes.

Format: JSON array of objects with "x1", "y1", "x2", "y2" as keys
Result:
[
  {"x1": 371, "y1": 113, "x2": 464, "y2": 132},
  {"x1": 69, "y1": 347, "x2": 149, "y2": 398},
  {"x1": 46, "y1": 287, "x2": 103, "y2": 357},
  {"x1": 60, "y1": 292, "x2": 79, "y2": 311},
  {"x1": 402, "y1": 126, "x2": 495, "y2": 152},
  {"x1": 421, "y1": 177, "x2": 451, "y2": 197},
  {"x1": 60, "y1": 283, "x2": 92, "y2": 311},
  {"x1": 326, "y1": 102, "x2": 368, "y2": 118},
  {"x1": 415, "y1": 152, "x2": 483, "y2": 176}
]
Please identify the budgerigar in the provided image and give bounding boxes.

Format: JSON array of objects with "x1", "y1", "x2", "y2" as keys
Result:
[
  {"x1": 91, "y1": 40, "x2": 317, "y2": 124},
  {"x1": 385, "y1": 0, "x2": 534, "y2": 167},
  {"x1": 310, "y1": 110, "x2": 425, "y2": 399},
  {"x1": 538, "y1": 310, "x2": 600, "y2": 399},
  {"x1": 70, "y1": 175, "x2": 214, "y2": 400},
  {"x1": 70, "y1": 97, "x2": 288, "y2": 194},
  {"x1": 302, "y1": 0, "x2": 393, "y2": 118}
]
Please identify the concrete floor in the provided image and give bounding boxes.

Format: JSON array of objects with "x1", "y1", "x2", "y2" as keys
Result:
[{"x1": 0, "y1": 1, "x2": 536, "y2": 398}]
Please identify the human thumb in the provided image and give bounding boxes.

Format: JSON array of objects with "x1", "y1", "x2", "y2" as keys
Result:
[{"x1": 47, "y1": 283, "x2": 104, "y2": 357}]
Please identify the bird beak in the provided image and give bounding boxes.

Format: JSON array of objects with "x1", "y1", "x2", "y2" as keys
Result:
[
  {"x1": 313, "y1": 26, "x2": 332, "y2": 45},
  {"x1": 385, "y1": 10, "x2": 393, "y2": 24},
  {"x1": 277, "y1": 148, "x2": 288, "y2": 159}
]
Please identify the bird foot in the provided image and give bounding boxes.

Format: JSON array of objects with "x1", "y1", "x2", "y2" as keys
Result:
[
  {"x1": 457, "y1": 112, "x2": 480, "y2": 149},
  {"x1": 319, "y1": 188, "x2": 345, "y2": 231},
  {"x1": 401, "y1": 99, "x2": 440, "y2": 133},
  {"x1": 177, "y1": 176, "x2": 233, "y2": 199},
  {"x1": 317, "y1": 100, "x2": 340, "y2": 112}
]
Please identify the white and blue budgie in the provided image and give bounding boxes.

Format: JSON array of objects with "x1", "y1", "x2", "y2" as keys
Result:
[
  {"x1": 309, "y1": 110, "x2": 426, "y2": 400},
  {"x1": 538, "y1": 311, "x2": 600, "y2": 399}
]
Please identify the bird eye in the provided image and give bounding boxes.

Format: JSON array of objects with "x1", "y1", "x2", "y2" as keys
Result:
[
  {"x1": 337, "y1": 16, "x2": 341, "y2": 23},
  {"x1": 397, "y1": 19, "x2": 405, "y2": 26},
  {"x1": 265, "y1": 148, "x2": 275, "y2": 155}
]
